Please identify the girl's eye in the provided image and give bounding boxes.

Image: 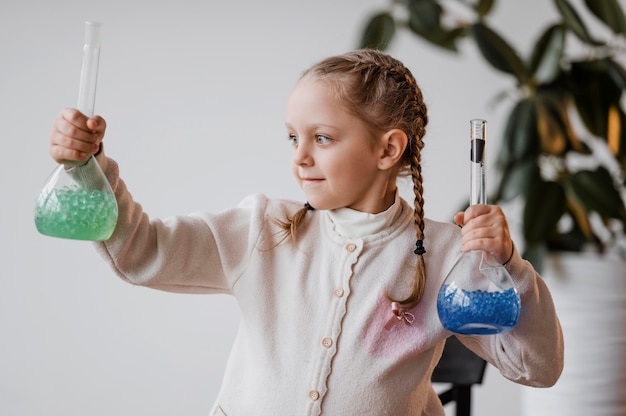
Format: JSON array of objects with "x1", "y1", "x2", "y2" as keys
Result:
[
  {"x1": 315, "y1": 134, "x2": 332, "y2": 145},
  {"x1": 287, "y1": 134, "x2": 298, "y2": 146}
]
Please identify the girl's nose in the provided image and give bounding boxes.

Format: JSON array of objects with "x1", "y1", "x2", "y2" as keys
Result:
[{"x1": 292, "y1": 142, "x2": 313, "y2": 166}]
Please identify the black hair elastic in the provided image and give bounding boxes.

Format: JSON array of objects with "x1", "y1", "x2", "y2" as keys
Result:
[
  {"x1": 414, "y1": 240, "x2": 426, "y2": 256},
  {"x1": 304, "y1": 202, "x2": 315, "y2": 211}
]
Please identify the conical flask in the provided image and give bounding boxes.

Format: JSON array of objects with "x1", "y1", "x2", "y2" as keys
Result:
[
  {"x1": 436, "y1": 119, "x2": 520, "y2": 335},
  {"x1": 34, "y1": 21, "x2": 118, "y2": 241}
]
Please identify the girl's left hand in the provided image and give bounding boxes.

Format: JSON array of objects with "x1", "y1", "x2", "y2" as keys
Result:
[{"x1": 453, "y1": 204, "x2": 514, "y2": 265}]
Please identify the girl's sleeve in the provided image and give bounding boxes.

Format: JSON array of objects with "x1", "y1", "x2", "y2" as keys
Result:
[
  {"x1": 92, "y1": 153, "x2": 266, "y2": 294},
  {"x1": 458, "y1": 248, "x2": 565, "y2": 387}
]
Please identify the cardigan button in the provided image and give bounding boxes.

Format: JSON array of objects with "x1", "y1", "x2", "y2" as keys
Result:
[
  {"x1": 308, "y1": 390, "x2": 320, "y2": 401},
  {"x1": 334, "y1": 288, "x2": 344, "y2": 297},
  {"x1": 321, "y1": 337, "x2": 333, "y2": 348},
  {"x1": 345, "y1": 243, "x2": 357, "y2": 252}
]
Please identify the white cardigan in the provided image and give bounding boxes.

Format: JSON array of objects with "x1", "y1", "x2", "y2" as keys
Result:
[{"x1": 95, "y1": 155, "x2": 564, "y2": 416}]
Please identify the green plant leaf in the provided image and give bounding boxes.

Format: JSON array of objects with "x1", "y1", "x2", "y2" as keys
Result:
[
  {"x1": 475, "y1": 0, "x2": 496, "y2": 17},
  {"x1": 566, "y1": 167, "x2": 626, "y2": 221},
  {"x1": 495, "y1": 158, "x2": 540, "y2": 202},
  {"x1": 570, "y1": 60, "x2": 622, "y2": 139},
  {"x1": 360, "y1": 12, "x2": 396, "y2": 50},
  {"x1": 583, "y1": 0, "x2": 626, "y2": 35},
  {"x1": 498, "y1": 98, "x2": 540, "y2": 167},
  {"x1": 408, "y1": 21, "x2": 466, "y2": 51},
  {"x1": 407, "y1": 0, "x2": 465, "y2": 51},
  {"x1": 408, "y1": 0, "x2": 443, "y2": 34},
  {"x1": 549, "y1": 224, "x2": 589, "y2": 252},
  {"x1": 564, "y1": 191, "x2": 596, "y2": 242},
  {"x1": 471, "y1": 22, "x2": 530, "y2": 84},
  {"x1": 536, "y1": 98, "x2": 567, "y2": 156},
  {"x1": 523, "y1": 180, "x2": 567, "y2": 243},
  {"x1": 615, "y1": 107, "x2": 626, "y2": 170},
  {"x1": 534, "y1": 88, "x2": 589, "y2": 155},
  {"x1": 528, "y1": 24, "x2": 566, "y2": 84},
  {"x1": 554, "y1": 0, "x2": 602, "y2": 45},
  {"x1": 604, "y1": 57, "x2": 626, "y2": 90}
]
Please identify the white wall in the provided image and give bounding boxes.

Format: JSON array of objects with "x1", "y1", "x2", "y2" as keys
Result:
[{"x1": 1, "y1": 0, "x2": 569, "y2": 414}]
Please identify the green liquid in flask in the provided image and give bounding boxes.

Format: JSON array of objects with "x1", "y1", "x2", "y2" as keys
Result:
[{"x1": 34, "y1": 187, "x2": 117, "y2": 241}]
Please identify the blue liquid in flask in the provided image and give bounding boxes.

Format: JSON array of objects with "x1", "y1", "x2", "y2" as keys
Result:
[{"x1": 437, "y1": 283, "x2": 521, "y2": 335}]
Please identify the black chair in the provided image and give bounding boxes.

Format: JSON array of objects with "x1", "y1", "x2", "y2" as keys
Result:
[{"x1": 431, "y1": 336, "x2": 487, "y2": 416}]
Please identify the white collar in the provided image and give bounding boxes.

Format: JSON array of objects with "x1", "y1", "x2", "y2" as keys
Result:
[{"x1": 327, "y1": 192, "x2": 403, "y2": 239}]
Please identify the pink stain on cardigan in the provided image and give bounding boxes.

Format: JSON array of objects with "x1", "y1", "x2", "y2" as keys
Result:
[{"x1": 363, "y1": 291, "x2": 433, "y2": 359}]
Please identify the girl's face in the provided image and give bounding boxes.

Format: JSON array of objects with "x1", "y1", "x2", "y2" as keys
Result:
[{"x1": 286, "y1": 77, "x2": 396, "y2": 214}]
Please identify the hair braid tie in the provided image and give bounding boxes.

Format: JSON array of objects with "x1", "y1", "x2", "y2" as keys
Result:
[{"x1": 414, "y1": 240, "x2": 426, "y2": 256}]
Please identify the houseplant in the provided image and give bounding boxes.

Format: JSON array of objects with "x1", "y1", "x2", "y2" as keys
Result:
[
  {"x1": 360, "y1": 0, "x2": 626, "y2": 269},
  {"x1": 358, "y1": 0, "x2": 626, "y2": 414}
]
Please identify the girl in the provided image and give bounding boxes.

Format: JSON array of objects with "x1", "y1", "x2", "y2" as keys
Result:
[{"x1": 49, "y1": 49, "x2": 563, "y2": 415}]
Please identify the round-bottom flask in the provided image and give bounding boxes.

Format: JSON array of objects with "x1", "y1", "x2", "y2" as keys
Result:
[{"x1": 437, "y1": 119, "x2": 521, "y2": 335}]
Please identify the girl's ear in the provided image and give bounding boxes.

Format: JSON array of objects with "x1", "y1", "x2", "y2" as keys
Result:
[{"x1": 378, "y1": 129, "x2": 408, "y2": 170}]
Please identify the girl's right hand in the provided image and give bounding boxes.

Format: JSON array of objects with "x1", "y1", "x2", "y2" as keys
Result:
[{"x1": 49, "y1": 108, "x2": 107, "y2": 165}]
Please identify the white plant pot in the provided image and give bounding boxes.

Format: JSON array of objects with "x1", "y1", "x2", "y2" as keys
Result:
[{"x1": 520, "y1": 252, "x2": 626, "y2": 416}]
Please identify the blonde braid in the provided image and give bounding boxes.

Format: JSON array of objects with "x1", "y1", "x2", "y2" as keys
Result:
[
  {"x1": 401, "y1": 140, "x2": 427, "y2": 309},
  {"x1": 390, "y1": 72, "x2": 429, "y2": 310}
]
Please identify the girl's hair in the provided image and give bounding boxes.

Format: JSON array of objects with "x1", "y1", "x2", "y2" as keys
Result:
[{"x1": 278, "y1": 49, "x2": 428, "y2": 309}]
